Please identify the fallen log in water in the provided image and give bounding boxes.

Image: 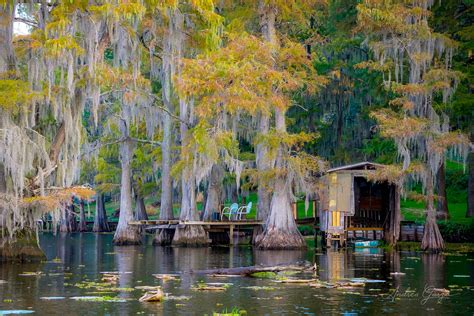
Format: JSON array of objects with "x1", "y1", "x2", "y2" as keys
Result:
[{"x1": 190, "y1": 262, "x2": 316, "y2": 276}]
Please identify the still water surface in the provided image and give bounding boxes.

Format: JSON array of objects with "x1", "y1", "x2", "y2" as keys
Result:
[{"x1": 1, "y1": 233, "x2": 474, "y2": 315}]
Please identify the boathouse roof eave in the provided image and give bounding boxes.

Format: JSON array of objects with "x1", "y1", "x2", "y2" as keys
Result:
[{"x1": 326, "y1": 161, "x2": 385, "y2": 174}]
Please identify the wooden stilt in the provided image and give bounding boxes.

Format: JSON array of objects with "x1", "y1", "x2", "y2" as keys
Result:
[{"x1": 229, "y1": 224, "x2": 234, "y2": 246}]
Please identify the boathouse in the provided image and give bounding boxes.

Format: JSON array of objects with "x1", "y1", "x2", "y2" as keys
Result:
[{"x1": 317, "y1": 162, "x2": 401, "y2": 247}]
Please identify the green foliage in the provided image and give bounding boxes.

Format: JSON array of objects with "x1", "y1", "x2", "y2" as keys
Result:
[
  {"x1": 0, "y1": 79, "x2": 38, "y2": 112},
  {"x1": 438, "y1": 221, "x2": 474, "y2": 242}
]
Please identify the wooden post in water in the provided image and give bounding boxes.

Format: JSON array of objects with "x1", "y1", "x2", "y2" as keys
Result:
[{"x1": 229, "y1": 224, "x2": 234, "y2": 246}]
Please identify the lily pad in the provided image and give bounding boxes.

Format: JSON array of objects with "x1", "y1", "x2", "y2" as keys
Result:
[
  {"x1": 241, "y1": 286, "x2": 276, "y2": 291},
  {"x1": 69, "y1": 296, "x2": 126, "y2": 302},
  {"x1": 249, "y1": 272, "x2": 277, "y2": 279}
]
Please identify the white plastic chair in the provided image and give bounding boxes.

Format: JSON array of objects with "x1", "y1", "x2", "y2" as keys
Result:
[
  {"x1": 221, "y1": 203, "x2": 239, "y2": 221},
  {"x1": 237, "y1": 202, "x2": 252, "y2": 220}
]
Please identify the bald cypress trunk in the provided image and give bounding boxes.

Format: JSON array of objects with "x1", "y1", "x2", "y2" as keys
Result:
[
  {"x1": 203, "y1": 164, "x2": 222, "y2": 221},
  {"x1": 172, "y1": 99, "x2": 209, "y2": 246},
  {"x1": 0, "y1": 1, "x2": 16, "y2": 74},
  {"x1": 134, "y1": 193, "x2": 148, "y2": 221},
  {"x1": 93, "y1": 193, "x2": 110, "y2": 232},
  {"x1": 256, "y1": 109, "x2": 306, "y2": 249},
  {"x1": 384, "y1": 185, "x2": 401, "y2": 246},
  {"x1": 436, "y1": 162, "x2": 449, "y2": 220},
  {"x1": 254, "y1": 2, "x2": 276, "y2": 242},
  {"x1": 421, "y1": 171, "x2": 444, "y2": 252},
  {"x1": 113, "y1": 121, "x2": 141, "y2": 245},
  {"x1": 254, "y1": 3, "x2": 305, "y2": 249},
  {"x1": 154, "y1": 9, "x2": 182, "y2": 246},
  {"x1": 60, "y1": 203, "x2": 77, "y2": 232},
  {"x1": 0, "y1": 4, "x2": 45, "y2": 261},
  {"x1": 0, "y1": 229, "x2": 46, "y2": 262},
  {"x1": 78, "y1": 199, "x2": 88, "y2": 232}
]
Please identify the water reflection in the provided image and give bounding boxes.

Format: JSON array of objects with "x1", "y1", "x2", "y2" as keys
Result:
[{"x1": 0, "y1": 233, "x2": 472, "y2": 315}]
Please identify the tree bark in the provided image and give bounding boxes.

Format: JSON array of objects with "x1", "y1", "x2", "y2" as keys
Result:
[
  {"x1": 159, "y1": 8, "x2": 182, "y2": 222},
  {"x1": 255, "y1": 108, "x2": 306, "y2": 250},
  {"x1": 0, "y1": 1, "x2": 16, "y2": 74},
  {"x1": 154, "y1": 9, "x2": 182, "y2": 246},
  {"x1": 436, "y1": 161, "x2": 449, "y2": 220},
  {"x1": 93, "y1": 193, "x2": 110, "y2": 232},
  {"x1": 384, "y1": 185, "x2": 401, "y2": 246},
  {"x1": 0, "y1": 228, "x2": 46, "y2": 262},
  {"x1": 59, "y1": 202, "x2": 77, "y2": 232},
  {"x1": 256, "y1": 115, "x2": 272, "y2": 222},
  {"x1": 172, "y1": 100, "x2": 209, "y2": 246},
  {"x1": 113, "y1": 120, "x2": 141, "y2": 245},
  {"x1": 466, "y1": 131, "x2": 474, "y2": 217},
  {"x1": 78, "y1": 199, "x2": 88, "y2": 232},
  {"x1": 134, "y1": 192, "x2": 148, "y2": 221},
  {"x1": 254, "y1": 2, "x2": 277, "y2": 242},
  {"x1": 203, "y1": 164, "x2": 223, "y2": 221},
  {"x1": 421, "y1": 170, "x2": 444, "y2": 252}
]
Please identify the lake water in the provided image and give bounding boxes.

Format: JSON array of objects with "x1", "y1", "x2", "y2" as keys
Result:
[{"x1": 1, "y1": 233, "x2": 474, "y2": 315}]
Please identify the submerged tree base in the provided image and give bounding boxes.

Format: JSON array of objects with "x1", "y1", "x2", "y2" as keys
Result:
[
  {"x1": 172, "y1": 225, "x2": 209, "y2": 247},
  {"x1": 255, "y1": 228, "x2": 306, "y2": 250},
  {"x1": 153, "y1": 229, "x2": 175, "y2": 246},
  {"x1": 421, "y1": 218, "x2": 445, "y2": 252},
  {"x1": 112, "y1": 226, "x2": 142, "y2": 245},
  {"x1": 0, "y1": 229, "x2": 46, "y2": 262}
]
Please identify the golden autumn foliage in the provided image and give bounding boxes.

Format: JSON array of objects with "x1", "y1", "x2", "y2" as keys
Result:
[
  {"x1": 370, "y1": 109, "x2": 428, "y2": 139},
  {"x1": 177, "y1": 33, "x2": 325, "y2": 118},
  {"x1": 21, "y1": 187, "x2": 95, "y2": 211}
]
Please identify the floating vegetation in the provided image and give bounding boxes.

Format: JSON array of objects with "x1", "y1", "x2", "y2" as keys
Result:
[
  {"x1": 309, "y1": 281, "x2": 365, "y2": 289},
  {"x1": 165, "y1": 295, "x2": 191, "y2": 301},
  {"x1": 241, "y1": 286, "x2": 276, "y2": 291},
  {"x1": 101, "y1": 273, "x2": 119, "y2": 283},
  {"x1": 211, "y1": 307, "x2": 247, "y2": 316},
  {"x1": 274, "y1": 278, "x2": 317, "y2": 284},
  {"x1": 74, "y1": 281, "x2": 134, "y2": 292},
  {"x1": 153, "y1": 274, "x2": 178, "y2": 282},
  {"x1": 193, "y1": 281, "x2": 230, "y2": 291},
  {"x1": 139, "y1": 289, "x2": 163, "y2": 302},
  {"x1": 18, "y1": 272, "x2": 42, "y2": 277},
  {"x1": 51, "y1": 257, "x2": 62, "y2": 263},
  {"x1": 135, "y1": 286, "x2": 161, "y2": 291},
  {"x1": 277, "y1": 270, "x2": 300, "y2": 276},
  {"x1": 249, "y1": 272, "x2": 277, "y2": 279},
  {"x1": 69, "y1": 296, "x2": 127, "y2": 302}
]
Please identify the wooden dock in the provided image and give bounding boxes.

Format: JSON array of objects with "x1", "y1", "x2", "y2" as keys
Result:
[{"x1": 129, "y1": 220, "x2": 264, "y2": 245}]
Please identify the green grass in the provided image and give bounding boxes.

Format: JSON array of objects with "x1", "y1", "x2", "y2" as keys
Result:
[
  {"x1": 400, "y1": 159, "x2": 470, "y2": 224},
  {"x1": 401, "y1": 199, "x2": 469, "y2": 224}
]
